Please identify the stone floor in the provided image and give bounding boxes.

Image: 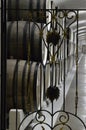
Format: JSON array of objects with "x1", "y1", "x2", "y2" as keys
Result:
[{"x1": 64, "y1": 54, "x2": 86, "y2": 130}]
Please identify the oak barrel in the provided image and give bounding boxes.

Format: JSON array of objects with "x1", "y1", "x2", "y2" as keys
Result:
[
  {"x1": 6, "y1": 60, "x2": 43, "y2": 113},
  {"x1": 7, "y1": 21, "x2": 48, "y2": 65},
  {"x1": 6, "y1": 0, "x2": 51, "y2": 23}
]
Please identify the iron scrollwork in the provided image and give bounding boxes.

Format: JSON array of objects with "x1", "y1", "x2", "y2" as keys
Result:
[
  {"x1": 18, "y1": 110, "x2": 86, "y2": 130},
  {"x1": 12, "y1": 9, "x2": 86, "y2": 130}
]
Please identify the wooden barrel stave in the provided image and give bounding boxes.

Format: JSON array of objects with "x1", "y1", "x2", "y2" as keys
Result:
[
  {"x1": 6, "y1": 60, "x2": 43, "y2": 113},
  {"x1": 6, "y1": 60, "x2": 30, "y2": 112},
  {"x1": 6, "y1": 0, "x2": 51, "y2": 23},
  {"x1": 7, "y1": 21, "x2": 48, "y2": 65}
]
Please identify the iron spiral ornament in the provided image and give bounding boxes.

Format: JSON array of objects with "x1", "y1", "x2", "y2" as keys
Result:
[
  {"x1": 5, "y1": 3, "x2": 86, "y2": 129},
  {"x1": 18, "y1": 9, "x2": 86, "y2": 130}
]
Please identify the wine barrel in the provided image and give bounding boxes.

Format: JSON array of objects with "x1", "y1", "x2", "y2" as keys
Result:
[
  {"x1": 6, "y1": 0, "x2": 51, "y2": 23},
  {"x1": 6, "y1": 60, "x2": 43, "y2": 113},
  {"x1": 7, "y1": 21, "x2": 48, "y2": 65}
]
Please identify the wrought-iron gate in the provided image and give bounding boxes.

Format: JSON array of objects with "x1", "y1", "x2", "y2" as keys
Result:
[{"x1": 1, "y1": 0, "x2": 86, "y2": 130}]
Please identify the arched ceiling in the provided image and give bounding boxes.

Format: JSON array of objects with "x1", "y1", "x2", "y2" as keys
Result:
[
  {"x1": 53, "y1": 0, "x2": 86, "y2": 42},
  {"x1": 79, "y1": 36, "x2": 86, "y2": 40},
  {"x1": 74, "y1": 27, "x2": 86, "y2": 32},
  {"x1": 78, "y1": 34, "x2": 86, "y2": 37},
  {"x1": 78, "y1": 33, "x2": 86, "y2": 37},
  {"x1": 53, "y1": 0, "x2": 86, "y2": 9},
  {"x1": 70, "y1": 20, "x2": 86, "y2": 33}
]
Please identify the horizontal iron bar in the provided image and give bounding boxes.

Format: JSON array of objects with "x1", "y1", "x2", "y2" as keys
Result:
[{"x1": 5, "y1": 8, "x2": 86, "y2": 11}]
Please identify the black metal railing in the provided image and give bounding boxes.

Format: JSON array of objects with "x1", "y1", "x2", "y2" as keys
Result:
[{"x1": 1, "y1": 0, "x2": 86, "y2": 129}]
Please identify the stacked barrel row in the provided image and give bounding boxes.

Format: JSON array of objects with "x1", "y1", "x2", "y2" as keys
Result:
[
  {"x1": 57, "y1": 29, "x2": 76, "y2": 83},
  {"x1": 6, "y1": 0, "x2": 56, "y2": 113}
]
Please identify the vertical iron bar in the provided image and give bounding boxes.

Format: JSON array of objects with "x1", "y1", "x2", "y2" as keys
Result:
[
  {"x1": 63, "y1": 14, "x2": 66, "y2": 111},
  {"x1": 15, "y1": 0, "x2": 19, "y2": 129},
  {"x1": 39, "y1": 23, "x2": 43, "y2": 109},
  {"x1": 55, "y1": 7, "x2": 57, "y2": 30},
  {"x1": 51, "y1": 101, "x2": 53, "y2": 130},
  {"x1": 28, "y1": 22, "x2": 30, "y2": 62},
  {"x1": 67, "y1": 28, "x2": 69, "y2": 73},
  {"x1": 50, "y1": 63, "x2": 53, "y2": 87},
  {"x1": 40, "y1": 65, "x2": 42, "y2": 110},
  {"x1": 52, "y1": 7, "x2": 55, "y2": 87},
  {"x1": 60, "y1": 60, "x2": 62, "y2": 82},
  {"x1": 51, "y1": 1, "x2": 53, "y2": 29},
  {"x1": 58, "y1": 62, "x2": 60, "y2": 85},
  {"x1": 43, "y1": 65, "x2": 46, "y2": 100},
  {"x1": 59, "y1": 12, "x2": 61, "y2": 84},
  {"x1": 60, "y1": 43, "x2": 63, "y2": 82},
  {"x1": 1, "y1": 0, "x2": 6, "y2": 129},
  {"x1": 55, "y1": 63, "x2": 57, "y2": 86},
  {"x1": 73, "y1": 41, "x2": 75, "y2": 66},
  {"x1": 75, "y1": 10, "x2": 79, "y2": 116},
  {"x1": 58, "y1": 41, "x2": 60, "y2": 85}
]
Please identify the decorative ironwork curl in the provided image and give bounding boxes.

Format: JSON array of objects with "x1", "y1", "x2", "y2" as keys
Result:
[
  {"x1": 58, "y1": 112, "x2": 69, "y2": 124},
  {"x1": 35, "y1": 110, "x2": 46, "y2": 123},
  {"x1": 58, "y1": 11, "x2": 65, "y2": 19},
  {"x1": 54, "y1": 111, "x2": 86, "y2": 130},
  {"x1": 54, "y1": 124, "x2": 72, "y2": 130},
  {"x1": 18, "y1": 110, "x2": 52, "y2": 130},
  {"x1": 42, "y1": 23, "x2": 64, "y2": 61},
  {"x1": 18, "y1": 110, "x2": 86, "y2": 130},
  {"x1": 67, "y1": 11, "x2": 78, "y2": 27},
  {"x1": 32, "y1": 123, "x2": 51, "y2": 130},
  {"x1": 57, "y1": 10, "x2": 77, "y2": 28},
  {"x1": 11, "y1": 9, "x2": 86, "y2": 130},
  {"x1": 66, "y1": 10, "x2": 76, "y2": 20}
]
